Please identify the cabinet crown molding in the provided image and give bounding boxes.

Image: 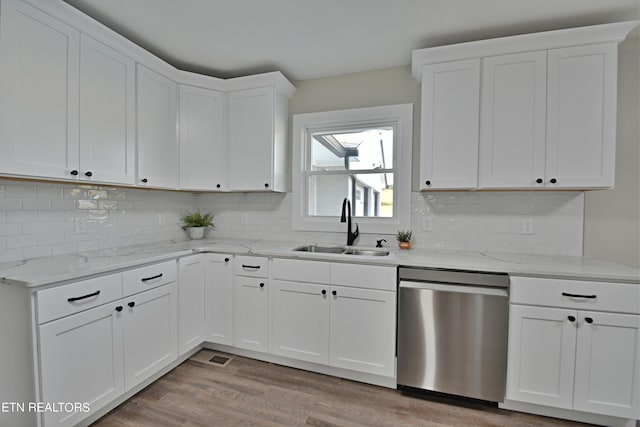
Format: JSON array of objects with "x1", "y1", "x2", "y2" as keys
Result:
[{"x1": 412, "y1": 20, "x2": 640, "y2": 82}]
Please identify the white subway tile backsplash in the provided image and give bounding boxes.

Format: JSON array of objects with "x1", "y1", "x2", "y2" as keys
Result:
[{"x1": 0, "y1": 177, "x2": 585, "y2": 262}]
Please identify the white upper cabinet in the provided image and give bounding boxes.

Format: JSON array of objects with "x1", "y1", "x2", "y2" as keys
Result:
[
  {"x1": 413, "y1": 21, "x2": 638, "y2": 190},
  {"x1": 479, "y1": 51, "x2": 547, "y2": 188},
  {"x1": 178, "y1": 85, "x2": 226, "y2": 191},
  {"x1": 227, "y1": 74, "x2": 295, "y2": 192},
  {"x1": 80, "y1": 35, "x2": 136, "y2": 185},
  {"x1": 0, "y1": 0, "x2": 80, "y2": 180},
  {"x1": 420, "y1": 59, "x2": 480, "y2": 190},
  {"x1": 546, "y1": 44, "x2": 617, "y2": 189},
  {"x1": 136, "y1": 64, "x2": 178, "y2": 189}
]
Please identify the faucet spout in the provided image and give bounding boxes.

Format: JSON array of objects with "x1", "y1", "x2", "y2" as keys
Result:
[{"x1": 341, "y1": 197, "x2": 360, "y2": 246}]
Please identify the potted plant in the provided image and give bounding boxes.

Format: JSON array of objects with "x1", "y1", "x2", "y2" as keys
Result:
[
  {"x1": 180, "y1": 209, "x2": 214, "y2": 240},
  {"x1": 396, "y1": 230, "x2": 412, "y2": 249}
]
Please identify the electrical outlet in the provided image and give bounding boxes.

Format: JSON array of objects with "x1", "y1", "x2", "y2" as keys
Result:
[
  {"x1": 0, "y1": 185, "x2": 4, "y2": 197},
  {"x1": 521, "y1": 217, "x2": 534, "y2": 235},
  {"x1": 158, "y1": 214, "x2": 167, "y2": 226},
  {"x1": 240, "y1": 213, "x2": 248, "y2": 225},
  {"x1": 74, "y1": 218, "x2": 87, "y2": 234}
]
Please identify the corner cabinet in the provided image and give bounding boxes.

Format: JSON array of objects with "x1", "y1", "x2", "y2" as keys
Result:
[
  {"x1": 136, "y1": 64, "x2": 178, "y2": 189},
  {"x1": 227, "y1": 74, "x2": 295, "y2": 192},
  {"x1": 412, "y1": 21, "x2": 639, "y2": 190},
  {"x1": 506, "y1": 276, "x2": 640, "y2": 421},
  {"x1": 178, "y1": 84, "x2": 227, "y2": 191}
]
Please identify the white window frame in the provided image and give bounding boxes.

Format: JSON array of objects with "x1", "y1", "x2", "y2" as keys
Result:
[{"x1": 292, "y1": 104, "x2": 412, "y2": 234}]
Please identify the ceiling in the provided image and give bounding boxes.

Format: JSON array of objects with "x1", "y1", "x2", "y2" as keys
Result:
[{"x1": 62, "y1": 0, "x2": 640, "y2": 82}]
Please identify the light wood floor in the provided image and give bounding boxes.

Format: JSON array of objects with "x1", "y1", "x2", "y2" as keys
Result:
[{"x1": 93, "y1": 350, "x2": 594, "y2": 427}]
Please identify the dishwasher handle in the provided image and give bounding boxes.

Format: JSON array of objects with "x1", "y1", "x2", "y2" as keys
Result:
[{"x1": 399, "y1": 280, "x2": 507, "y2": 297}]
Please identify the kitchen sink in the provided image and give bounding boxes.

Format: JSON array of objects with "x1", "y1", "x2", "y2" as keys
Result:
[
  {"x1": 292, "y1": 245, "x2": 389, "y2": 256},
  {"x1": 293, "y1": 245, "x2": 345, "y2": 254}
]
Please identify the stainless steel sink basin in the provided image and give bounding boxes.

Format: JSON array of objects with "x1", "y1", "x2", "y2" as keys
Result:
[
  {"x1": 343, "y1": 249, "x2": 390, "y2": 256},
  {"x1": 292, "y1": 245, "x2": 389, "y2": 256},
  {"x1": 293, "y1": 245, "x2": 345, "y2": 254}
]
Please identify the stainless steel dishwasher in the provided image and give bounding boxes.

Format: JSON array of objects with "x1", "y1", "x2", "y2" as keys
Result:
[{"x1": 397, "y1": 267, "x2": 509, "y2": 402}]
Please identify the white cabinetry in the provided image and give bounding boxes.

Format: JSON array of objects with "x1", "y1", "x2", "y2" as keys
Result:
[
  {"x1": 479, "y1": 51, "x2": 547, "y2": 188},
  {"x1": 270, "y1": 258, "x2": 396, "y2": 378},
  {"x1": 122, "y1": 282, "x2": 178, "y2": 390},
  {"x1": 227, "y1": 75, "x2": 294, "y2": 192},
  {"x1": 178, "y1": 85, "x2": 226, "y2": 191},
  {"x1": 0, "y1": 0, "x2": 79, "y2": 180},
  {"x1": 507, "y1": 276, "x2": 640, "y2": 420},
  {"x1": 36, "y1": 261, "x2": 178, "y2": 427},
  {"x1": 79, "y1": 35, "x2": 136, "y2": 185},
  {"x1": 178, "y1": 255, "x2": 205, "y2": 355},
  {"x1": 419, "y1": 59, "x2": 480, "y2": 190},
  {"x1": 136, "y1": 64, "x2": 178, "y2": 189},
  {"x1": 328, "y1": 285, "x2": 396, "y2": 376},
  {"x1": 546, "y1": 44, "x2": 617, "y2": 188},
  {"x1": 233, "y1": 256, "x2": 269, "y2": 352},
  {"x1": 412, "y1": 21, "x2": 638, "y2": 190},
  {"x1": 203, "y1": 253, "x2": 234, "y2": 345}
]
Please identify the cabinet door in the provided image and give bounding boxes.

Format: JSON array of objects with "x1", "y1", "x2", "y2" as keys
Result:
[
  {"x1": 506, "y1": 305, "x2": 577, "y2": 409},
  {"x1": 38, "y1": 302, "x2": 124, "y2": 427},
  {"x1": 0, "y1": 0, "x2": 80, "y2": 180},
  {"x1": 270, "y1": 281, "x2": 330, "y2": 364},
  {"x1": 228, "y1": 87, "x2": 274, "y2": 191},
  {"x1": 419, "y1": 59, "x2": 480, "y2": 190},
  {"x1": 179, "y1": 85, "x2": 226, "y2": 191},
  {"x1": 546, "y1": 43, "x2": 617, "y2": 188},
  {"x1": 178, "y1": 256, "x2": 204, "y2": 355},
  {"x1": 233, "y1": 277, "x2": 268, "y2": 352},
  {"x1": 479, "y1": 51, "x2": 547, "y2": 188},
  {"x1": 573, "y1": 311, "x2": 640, "y2": 419},
  {"x1": 79, "y1": 35, "x2": 135, "y2": 185},
  {"x1": 329, "y1": 286, "x2": 396, "y2": 377},
  {"x1": 203, "y1": 254, "x2": 234, "y2": 345},
  {"x1": 136, "y1": 64, "x2": 178, "y2": 189},
  {"x1": 123, "y1": 283, "x2": 178, "y2": 390}
]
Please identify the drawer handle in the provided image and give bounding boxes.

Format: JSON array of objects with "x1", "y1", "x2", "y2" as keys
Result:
[
  {"x1": 141, "y1": 273, "x2": 163, "y2": 282},
  {"x1": 242, "y1": 264, "x2": 261, "y2": 270},
  {"x1": 585, "y1": 317, "x2": 594, "y2": 324},
  {"x1": 67, "y1": 290, "x2": 101, "y2": 302},
  {"x1": 259, "y1": 283, "x2": 265, "y2": 288},
  {"x1": 224, "y1": 258, "x2": 230, "y2": 263},
  {"x1": 562, "y1": 292, "x2": 597, "y2": 299}
]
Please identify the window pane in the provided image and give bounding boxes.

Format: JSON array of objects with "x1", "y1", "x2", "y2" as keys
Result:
[
  {"x1": 308, "y1": 173, "x2": 393, "y2": 218},
  {"x1": 310, "y1": 127, "x2": 393, "y2": 172}
]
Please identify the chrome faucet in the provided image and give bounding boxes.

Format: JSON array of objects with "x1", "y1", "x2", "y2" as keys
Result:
[{"x1": 340, "y1": 197, "x2": 359, "y2": 246}]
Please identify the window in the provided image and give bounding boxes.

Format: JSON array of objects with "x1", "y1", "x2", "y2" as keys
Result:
[{"x1": 292, "y1": 104, "x2": 412, "y2": 234}]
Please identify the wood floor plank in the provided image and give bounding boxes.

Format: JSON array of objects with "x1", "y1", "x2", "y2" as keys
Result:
[{"x1": 92, "y1": 351, "x2": 595, "y2": 427}]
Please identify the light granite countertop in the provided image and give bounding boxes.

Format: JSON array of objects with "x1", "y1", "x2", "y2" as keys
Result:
[{"x1": 0, "y1": 238, "x2": 638, "y2": 288}]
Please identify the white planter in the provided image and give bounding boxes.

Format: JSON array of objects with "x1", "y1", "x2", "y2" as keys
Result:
[{"x1": 188, "y1": 227, "x2": 205, "y2": 240}]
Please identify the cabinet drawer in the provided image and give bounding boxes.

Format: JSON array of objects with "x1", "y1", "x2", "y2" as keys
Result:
[
  {"x1": 37, "y1": 273, "x2": 123, "y2": 324},
  {"x1": 122, "y1": 260, "x2": 177, "y2": 296},
  {"x1": 510, "y1": 276, "x2": 640, "y2": 314},
  {"x1": 330, "y1": 263, "x2": 396, "y2": 291},
  {"x1": 235, "y1": 255, "x2": 268, "y2": 277},
  {"x1": 272, "y1": 258, "x2": 330, "y2": 283}
]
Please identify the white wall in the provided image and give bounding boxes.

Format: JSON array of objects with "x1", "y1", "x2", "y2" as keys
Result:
[{"x1": 583, "y1": 33, "x2": 640, "y2": 267}]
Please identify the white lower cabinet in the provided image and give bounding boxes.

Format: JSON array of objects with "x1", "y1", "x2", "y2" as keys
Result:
[
  {"x1": 178, "y1": 255, "x2": 205, "y2": 355},
  {"x1": 270, "y1": 259, "x2": 396, "y2": 378},
  {"x1": 203, "y1": 254, "x2": 234, "y2": 345},
  {"x1": 36, "y1": 262, "x2": 178, "y2": 427},
  {"x1": 328, "y1": 286, "x2": 396, "y2": 377},
  {"x1": 507, "y1": 277, "x2": 640, "y2": 420},
  {"x1": 122, "y1": 283, "x2": 178, "y2": 390},
  {"x1": 270, "y1": 281, "x2": 330, "y2": 364},
  {"x1": 233, "y1": 276, "x2": 269, "y2": 352},
  {"x1": 38, "y1": 301, "x2": 125, "y2": 427}
]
